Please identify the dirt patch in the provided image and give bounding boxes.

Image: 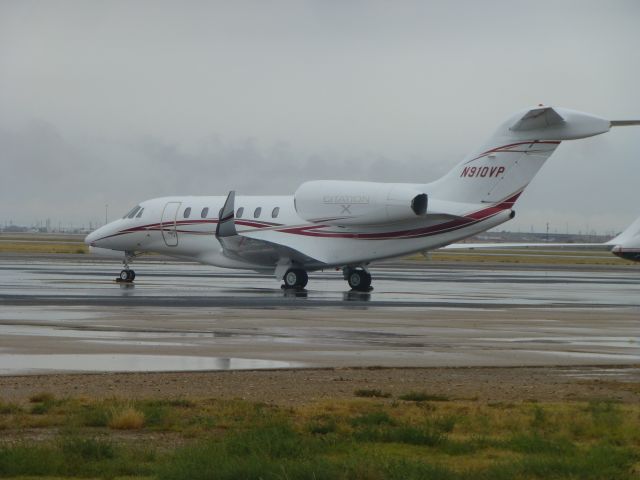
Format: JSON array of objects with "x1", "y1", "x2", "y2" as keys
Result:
[{"x1": 2, "y1": 365, "x2": 639, "y2": 406}]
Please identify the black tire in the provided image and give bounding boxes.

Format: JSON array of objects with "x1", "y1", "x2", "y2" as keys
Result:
[
  {"x1": 348, "y1": 270, "x2": 371, "y2": 291},
  {"x1": 283, "y1": 268, "x2": 308, "y2": 288},
  {"x1": 297, "y1": 269, "x2": 308, "y2": 288},
  {"x1": 120, "y1": 270, "x2": 130, "y2": 281},
  {"x1": 128, "y1": 270, "x2": 136, "y2": 281}
]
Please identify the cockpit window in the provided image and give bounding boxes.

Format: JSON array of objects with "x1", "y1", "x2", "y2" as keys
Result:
[
  {"x1": 136, "y1": 208, "x2": 144, "y2": 218},
  {"x1": 123, "y1": 206, "x2": 141, "y2": 219},
  {"x1": 184, "y1": 207, "x2": 191, "y2": 218},
  {"x1": 126, "y1": 206, "x2": 141, "y2": 219}
]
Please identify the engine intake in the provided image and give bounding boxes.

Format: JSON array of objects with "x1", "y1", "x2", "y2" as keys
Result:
[{"x1": 411, "y1": 193, "x2": 428, "y2": 216}]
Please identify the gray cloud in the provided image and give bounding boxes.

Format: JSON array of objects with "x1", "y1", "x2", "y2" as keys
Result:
[{"x1": 1, "y1": 0, "x2": 639, "y2": 233}]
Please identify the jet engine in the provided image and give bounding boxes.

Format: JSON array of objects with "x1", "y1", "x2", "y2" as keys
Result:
[{"x1": 294, "y1": 180, "x2": 428, "y2": 226}]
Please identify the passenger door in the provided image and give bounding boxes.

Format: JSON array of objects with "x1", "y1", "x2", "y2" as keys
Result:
[{"x1": 161, "y1": 202, "x2": 181, "y2": 247}]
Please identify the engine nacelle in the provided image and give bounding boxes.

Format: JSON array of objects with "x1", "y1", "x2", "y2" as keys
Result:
[{"x1": 294, "y1": 180, "x2": 428, "y2": 226}]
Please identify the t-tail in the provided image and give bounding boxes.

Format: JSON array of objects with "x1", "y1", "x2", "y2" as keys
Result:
[
  {"x1": 608, "y1": 214, "x2": 640, "y2": 262},
  {"x1": 428, "y1": 106, "x2": 618, "y2": 207}
]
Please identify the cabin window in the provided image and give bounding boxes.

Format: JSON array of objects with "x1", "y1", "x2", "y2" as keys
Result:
[
  {"x1": 272, "y1": 207, "x2": 280, "y2": 218},
  {"x1": 254, "y1": 207, "x2": 262, "y2": 218},
  {"x1": 201, "y1": 207, "x2": 209, "y2": 218},
  {"x1": 127, "y1": 206, "x2": 141, "y2": 219},
  {"x1": 136, "y1": 208, "x2": 144, "y2": 218},
  {"x1": 236, "y1": 207, "x2": 244, "y2": 218},
  {"x1": 123, "y1": 206, "x2": 140, "y2": 219},
  {"x1": 184, "y1": 207, "x2": 191, "y2": 218}
]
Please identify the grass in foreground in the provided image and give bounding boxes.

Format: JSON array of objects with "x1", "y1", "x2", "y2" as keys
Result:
[{"x1": 0, "y1": 394, "x2": 638, "y2": 479}]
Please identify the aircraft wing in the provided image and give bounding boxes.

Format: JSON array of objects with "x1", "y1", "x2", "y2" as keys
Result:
[{"x1": 215, "y1": 191, "x2": 321, "y2": 268}]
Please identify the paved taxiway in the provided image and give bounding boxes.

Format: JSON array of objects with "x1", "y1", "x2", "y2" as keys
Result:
[{"x1": 0, "y1": 254, "x2": 638, "y2": 375}]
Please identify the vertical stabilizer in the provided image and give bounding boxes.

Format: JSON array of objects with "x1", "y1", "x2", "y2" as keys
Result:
[
  {"x1": 429, "y1": 107, "x2": 610, "y2": 205},
  {"x1": 607, "y1": 215, "x2": 640, "y2": 246}
]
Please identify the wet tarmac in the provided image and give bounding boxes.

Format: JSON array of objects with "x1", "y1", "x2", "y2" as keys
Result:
[
  {"x1": 0, "y1": 256, "x2": 638, "y2": 374},
  {"x1": 1, "y1": 256, "x2": 638, "y2": 308}
]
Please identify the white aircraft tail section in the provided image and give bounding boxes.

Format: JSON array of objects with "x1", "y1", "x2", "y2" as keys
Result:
[
  {"x1": 607, "y1": 215, "x2": 640, "y2": 246},
  {"x1": 428, "y1": 107, "x2": 611, "y2": 206}
]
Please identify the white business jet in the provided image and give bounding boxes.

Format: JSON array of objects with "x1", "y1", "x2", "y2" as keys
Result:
[
  {"x1": 85, "y1": 106, "x2": 638, "y2": 291},
  {"x1": 609, "y1": 216, "x2": 640, "y2": 262},
  {"x1": 442, "y1": 214, "x2": 640, "y2": 263}
]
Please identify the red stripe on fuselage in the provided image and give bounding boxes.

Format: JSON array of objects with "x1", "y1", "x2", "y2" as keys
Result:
[
  {"x1": 93, "y1": 191, "x2": 520, "y2": 244},
  {"x1": 91, "y1": 218, "x2": 283, "y2": 243},
  {"x1": 273, "y1": 190, "x2": 521, "y2": 240},
  {"x1": 463, "y1": 140, "x2": 561, "y2": 165}
]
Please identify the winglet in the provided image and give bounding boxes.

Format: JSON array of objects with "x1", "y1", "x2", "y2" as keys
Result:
[{"x1": 215, "y1": 191, "x2": 237, "y2": 238}]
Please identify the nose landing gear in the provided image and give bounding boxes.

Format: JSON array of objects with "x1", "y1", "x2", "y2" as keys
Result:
[
  {"x1": 116, "y1": 251, "x2": 136, "y2": 283},
  {"x1": 118, "y1": 269, "x2": 136, "y2": 282}
]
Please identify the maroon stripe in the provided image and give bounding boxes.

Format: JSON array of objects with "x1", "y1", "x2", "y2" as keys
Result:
[
  {"x1": 94, "y1": 191, "x2": 520, "y2": 244},
  {"x1": 274, "y1": 190, "x2": 521, "y2": 240},
  {"x1": 92, "y1": 217, "x2": 281, "y2": 243},
  {"x1": 464, "y1": 140, "x2": 560, "y2": 165}
]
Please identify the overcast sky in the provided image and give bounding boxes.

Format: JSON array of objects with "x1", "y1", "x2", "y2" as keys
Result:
[{"x1": 1, "y1": 0, "x2": 639, "y2": 234}]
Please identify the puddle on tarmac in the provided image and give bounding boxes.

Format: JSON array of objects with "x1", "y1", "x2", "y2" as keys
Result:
[
  {"x1": 519, "y1": 350, "x2": 640, "y2": 361},
  {"x1": 479, "y1": 337, "x2": 639, "y2": 349},
  {"x1": 0, "y1": 354, "x2": 304, "y2": 374},
  {"x1": 0, "y1": 308, "x2": 104, "y2": 322},
  {"x1": 0, "y1": 325, "x2": 218, "y2": 339}
]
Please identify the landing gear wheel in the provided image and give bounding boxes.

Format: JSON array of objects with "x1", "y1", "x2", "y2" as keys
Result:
[
  {"x1": 283, "y1": 268, "x2": 308, "y2": 289},
  {"x1": 348, "y1": 269, "x2": 372, "y2": 291},
  {"x1": 117, "y1": 251, "x2": 137, "y2": 283},
  {"x1": 119, "y1": 270, "x2": 135, "y2": 282}
]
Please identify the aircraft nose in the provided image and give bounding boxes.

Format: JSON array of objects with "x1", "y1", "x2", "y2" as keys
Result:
[
  {"x1": 84, "y1": 230, "x2": 97, "y2": 246},
  {"x1": 84, "y1": 227, "x2": 104, "y2": 246}
]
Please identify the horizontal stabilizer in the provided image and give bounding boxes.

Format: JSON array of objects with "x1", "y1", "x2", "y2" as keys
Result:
[
  {"x1": 610, "y1": 120, "x2": 640, "y2": 127},
  {"x1": 510, "y1": 106, "x2": 565, "y2": 131}
]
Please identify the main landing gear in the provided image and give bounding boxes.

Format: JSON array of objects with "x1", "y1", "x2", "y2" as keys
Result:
[
  {"x1": 279, "y1": 265, "x2": 373, "y2": 292},
  {"x1": 117, "y1": 251, "x2": 136, "y2": 283},
  {"x1": 344, "y1": 266, "x2": 372, "y2": 292},
  {"x1": 282, "y1": 268, "x2": 308, "y2": 289}
]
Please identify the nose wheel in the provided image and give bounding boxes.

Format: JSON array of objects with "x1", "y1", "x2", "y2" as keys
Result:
[
  {"x1": 116, "y1": 251, "x2": 136, "y2": 283},
  {"x1": 118, "y1": 269, "x2": 136, "y2": 282}
]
